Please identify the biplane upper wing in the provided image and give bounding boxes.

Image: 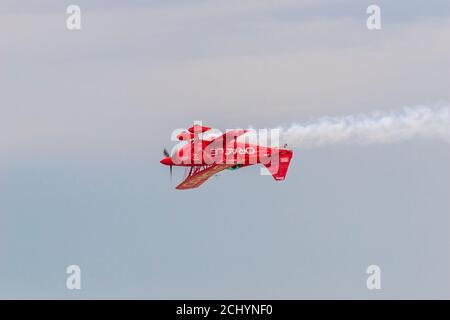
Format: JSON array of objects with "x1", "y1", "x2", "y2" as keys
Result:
[{"x1": 176, "y1": 164, "x2": 232, "y2": 190}]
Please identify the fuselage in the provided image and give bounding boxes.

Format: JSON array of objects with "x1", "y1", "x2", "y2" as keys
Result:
[{"x1": 160, "y1": 140, "x2": 288, "y2": 168}]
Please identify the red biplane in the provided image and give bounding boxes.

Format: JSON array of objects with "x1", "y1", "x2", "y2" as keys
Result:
[{"x1": 160, "y1": 125, "x2": 293, "y2": 190}]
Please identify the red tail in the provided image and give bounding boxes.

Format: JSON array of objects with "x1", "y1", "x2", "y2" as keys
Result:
[{"x1": 263, "y1": 149, "x2": 293, "y2": 181}]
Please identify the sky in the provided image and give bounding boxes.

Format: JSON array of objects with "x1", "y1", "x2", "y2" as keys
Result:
[{"x1": 0, "y1": 0, "x2": 449, "y2": 299}]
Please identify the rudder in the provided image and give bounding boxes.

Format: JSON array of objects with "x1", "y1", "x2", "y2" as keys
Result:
[{"x1": 263, "y1": 149, "x2": 293, "y2": 181}]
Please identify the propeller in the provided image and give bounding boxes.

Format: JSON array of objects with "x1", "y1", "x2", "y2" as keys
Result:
[
  {"x1": 163, "y1": 148, "x2": 170, "y2": 157},
  {"x1": 163, "y1": 148, "x2": 172, "y2": 182}
]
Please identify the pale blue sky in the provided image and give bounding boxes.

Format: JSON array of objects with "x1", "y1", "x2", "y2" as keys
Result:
[{"x1": 0, "y1": 0, "x2": 449, "y2": 298}]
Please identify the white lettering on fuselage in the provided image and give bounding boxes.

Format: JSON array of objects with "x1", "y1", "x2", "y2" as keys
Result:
[{"x1": 210, "y1": 147, "x2": 255, "y2": 157}]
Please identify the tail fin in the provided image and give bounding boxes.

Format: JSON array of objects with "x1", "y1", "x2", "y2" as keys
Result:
[{"x1": 263, "y1": 149, "x2": 293, "y2": 181}]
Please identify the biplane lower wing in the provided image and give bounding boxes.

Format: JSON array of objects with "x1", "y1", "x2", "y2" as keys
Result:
[
  {"x1": 176, "y1": 164, "x2": 232, "y2": 190},
  {"x1": 208, "y1": 129, "x2": 249, "y2": 145}
]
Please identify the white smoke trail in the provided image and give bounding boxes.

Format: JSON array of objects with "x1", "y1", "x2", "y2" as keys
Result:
[{"x1": 280, "y1": 106, "x2": 450, "y2": 148}]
